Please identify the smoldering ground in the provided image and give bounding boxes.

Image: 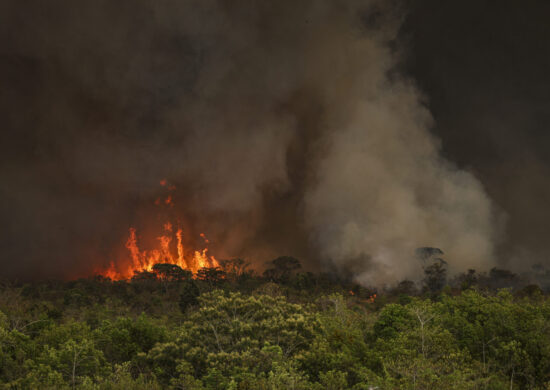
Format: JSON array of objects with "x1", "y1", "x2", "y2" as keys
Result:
[{"x1": 0, "y1": 0, "x2": 503, "y2": 282}]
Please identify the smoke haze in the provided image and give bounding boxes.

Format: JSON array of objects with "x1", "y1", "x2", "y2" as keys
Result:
[{"x1": 0, "y1": 0, "x2": 505, "y2": 282}]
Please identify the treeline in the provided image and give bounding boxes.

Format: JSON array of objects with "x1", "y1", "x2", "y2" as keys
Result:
[{"x1": 1, "y1": 256, "x2": 550, "y2": 389}]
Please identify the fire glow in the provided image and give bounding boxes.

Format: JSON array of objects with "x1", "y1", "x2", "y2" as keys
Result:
[{"x1": 97, "y1": 180, "x2": 219, "y2": 280}]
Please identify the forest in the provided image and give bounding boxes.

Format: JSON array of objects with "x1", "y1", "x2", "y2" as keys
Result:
[{"x1": 2, "y1": 256, "x2": 550, "y2": 390}]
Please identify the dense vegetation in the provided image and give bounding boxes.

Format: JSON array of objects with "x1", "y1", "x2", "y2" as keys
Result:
[{"x1": 2, "y1": 257, "x2": 550, "y2": 389}]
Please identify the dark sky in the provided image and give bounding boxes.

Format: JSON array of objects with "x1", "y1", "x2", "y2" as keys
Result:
[
  {"x1": 1, "y1": 0, "x2": 549, "y2": 280},
  {"x1": 400, "y1": 0, "x2": 550, "y2": 265}
]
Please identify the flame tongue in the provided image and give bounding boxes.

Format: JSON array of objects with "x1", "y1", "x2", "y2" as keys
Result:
[
  {"x1": 98, "y1": 179, "x2": 219, "y2": 280},
  {"x1": 103, "y1": 226, "x2": 219, "y2": 280}
]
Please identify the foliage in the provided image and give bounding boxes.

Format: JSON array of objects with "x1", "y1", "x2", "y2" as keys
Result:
[
  {"x1": 1, "y1": 267, "x2": 550, "y2": 389},
  {"x1": 152, "y1": 263, "x2": 192, "y2": 281},
  {"x1": 147, "y1": 290, "x2": 320, "y2": 385},
  {"x1": 178, "y1": 280, "x2": 200, "y2": 313},
  {"x1": 263, "y1": 256, "x2": 302, "y2": 283}
]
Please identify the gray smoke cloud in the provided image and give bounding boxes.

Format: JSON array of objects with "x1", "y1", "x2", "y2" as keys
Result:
[
  {"x1": 294, "y1": 2, "x2": 499, "y2": 284},
  {"x1": 0, "y1": 0, "x2": 500, "y2": 282}
]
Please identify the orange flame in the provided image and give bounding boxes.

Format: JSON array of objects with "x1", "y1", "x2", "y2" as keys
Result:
[
  {"x1": 97, "y1": 179, "x2": 219, "y2": 280},
  {"x1": 101, "y1": 226, "x2": 219, "y2": 280}
]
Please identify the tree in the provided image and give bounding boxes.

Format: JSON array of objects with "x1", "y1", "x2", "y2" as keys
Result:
[
  {"x1": 170, "y1": 361, "x2": 204, "y2": 390},
  {"x1": 196, "y1": 267, "x2": 226, "y2": 288},
  {"x1": 96, "y1": 362, "x2": 163, "y2": 389},
  {"x1": 439, "y1": 289, "x2": 550, "y2": 388},
  {"x1": 265, "y1": 360, "x2": 311, "y2": 390},
  {"x1": 131, "y1": 270, "x2": 158, "y2": 284},
  {"x1": 415, "y1": 247, "x2": 444, "y2": 263},
  {"x1": 179, "y1": 280, "x2": 200, "y2": 313},
  {"x1": 373, "y1": 303, "x2": 415, "y2": 340},
  {"x1": 318, "y1": 370, "x2": 348, "y2": 390},
  {"x1": 423, "y1": 259, "x2": 447, "y2": 294},
  {"x1": 452, "y1": 269, "x2": 478, "y2": 290},
  {"x1": 263, "y1": 256, "x2": 302, "y2": 283},
  {"x1": 298, "y1": 294, "x2": 379, "y2": 387},
  {"x1": 375, "y1": 299, "x2": 484, "y2": 389},
  {"x1": 481, "y1": 267, "x2": 520, "y2": 290},
  {"x1": 93, "y1": 315, "x2": 167, "y2": 364},
  {"x1": 38, "y1": 338, "x2": 108, "y2": 389},
  {"x1": 0, "y1": 310, "x2": 36, "y2": 385},
  {"x1": 152, "y1": 263, "x2": 192, "y2": 293},
  {"x1": 152, "y1": 263, "x2": 192, "y2": 282},
  {"x1": 392, "y1": 279, "x2": 418, "y2": 296},
  {"x1": 147, "y1": 290, "x2": 320, "y2": 386},
  {"x1": 217, "y1": 258, "x2": 250, "y2": 281}
]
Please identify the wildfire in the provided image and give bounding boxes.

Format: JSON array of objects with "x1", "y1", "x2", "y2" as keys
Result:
[
  {"x1": 164, "y1": 195, "x2": 173, "y2": 206},
  {"x1": 97, "y1": 179, "x2": 219, "y2": 280}
]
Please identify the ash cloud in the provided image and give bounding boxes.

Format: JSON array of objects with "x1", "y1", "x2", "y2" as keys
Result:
[{"x1": 0, "y1": 0, "x2": 500, "y2": 282}]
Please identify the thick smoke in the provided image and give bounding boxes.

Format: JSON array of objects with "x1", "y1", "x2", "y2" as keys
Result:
[{"x1": 0, "y1": 0, "x2": 499, "y2": 282}]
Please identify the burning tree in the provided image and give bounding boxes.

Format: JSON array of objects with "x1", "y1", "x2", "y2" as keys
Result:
[
  {"x1": 152, "y1": 263, "x2": 192, "y2": 282},
  {"x1": 97, "y1": 179, "x2": 221, "y2": 281}
]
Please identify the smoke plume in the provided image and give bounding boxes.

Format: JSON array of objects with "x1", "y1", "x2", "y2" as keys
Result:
[{"x1": 0, "y1": 0, "x2": 499, "y2": 282}]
